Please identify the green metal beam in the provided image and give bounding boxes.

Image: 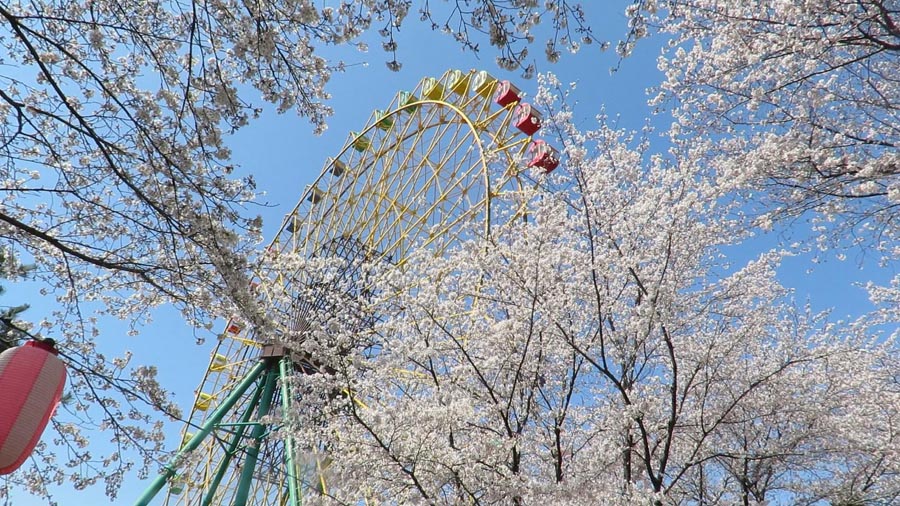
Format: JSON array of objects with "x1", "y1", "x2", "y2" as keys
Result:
[
  {"x1": 200, "y1": 376, "x2": 266, "y2": 506},
  {"x1": 279, "y1": 357, "x2": 301, "y2": 506},
  {"x1": 134, "y1": 360, "x2": 268, "y2": 506},
  {"x1": 231, "y1": 364, "x2": 279, "y2": 506}
]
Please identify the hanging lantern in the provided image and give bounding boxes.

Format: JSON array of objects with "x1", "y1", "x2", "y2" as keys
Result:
[{"x1": 0, "y1": 340, "x2": 67, "y2": 475}]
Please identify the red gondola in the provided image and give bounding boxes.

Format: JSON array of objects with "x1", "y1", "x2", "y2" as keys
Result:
[
  {"x1": 527, "y1": 140, "x2": 561, "y2": 173},
  {"x1": 493, "y1": 80, "x2": 521, "y2": 107},
  {"x1": 514, "y1": 103, "x2": 543, "y2": 136}
]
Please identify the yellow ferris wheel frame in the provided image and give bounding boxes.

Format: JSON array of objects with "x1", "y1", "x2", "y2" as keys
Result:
[{"x1": 136, "y1": 68, "x2": 556, "y2": 506}]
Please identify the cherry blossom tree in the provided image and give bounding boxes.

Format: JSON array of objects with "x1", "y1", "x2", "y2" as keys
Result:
[
  {"x1": 0, "y1": 1, "x2": 600, "y2": 501},
  {"x1": 627, "y1": 0, "x2": 899, "y2": 254},
  {"x1": 0, "y1": 250, "x2": 30, "y2": 351},
  {"x1": 621, "y1": 4, "x2": 900, "y2": 429},
  {"x1": 276, "y1": 81, "x2": 899, "y2": 505}
]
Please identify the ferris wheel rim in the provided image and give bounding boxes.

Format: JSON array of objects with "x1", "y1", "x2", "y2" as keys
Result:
[{"x1": 288, "y1": 97, "x2": 505, "y2": 249}]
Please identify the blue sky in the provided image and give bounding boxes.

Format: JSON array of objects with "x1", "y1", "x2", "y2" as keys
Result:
[{"x1": 3, "y1": 3, "x2": 892, "y2": 504}]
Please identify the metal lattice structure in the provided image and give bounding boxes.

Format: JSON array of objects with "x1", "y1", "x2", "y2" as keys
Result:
[{"x1": 136, "y1": 69, "x2": 559, "y2": 506}]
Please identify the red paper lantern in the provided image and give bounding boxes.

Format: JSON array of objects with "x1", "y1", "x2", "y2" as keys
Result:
[{"x1": 0, "y1": 340, "x2": 67, "y2": 475}]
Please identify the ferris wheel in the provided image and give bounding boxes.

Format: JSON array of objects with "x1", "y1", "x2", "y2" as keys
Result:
[{"x1": 135, "y1": 69, "x2": 561, "y2": 506}]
